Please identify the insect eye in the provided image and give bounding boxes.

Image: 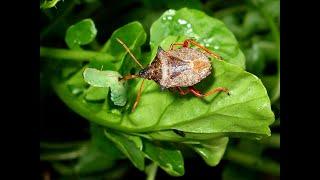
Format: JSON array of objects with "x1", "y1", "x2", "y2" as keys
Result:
[{"x1": 138, "y1": 69, "x2": 147, "y2": 77}]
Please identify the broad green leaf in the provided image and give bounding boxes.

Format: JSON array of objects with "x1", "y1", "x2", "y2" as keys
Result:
[
  {"x1": 150, "y1": 8, "x2": 246, "y2": 68},
  {"x1": 189, "y1": 137, "x2": 228, "y2": 166},
  {"x1": 65, "y1": 19, "x2": 97, "y2": 50},
  {"x1": 83, "y1": 68, "x2": 127, "y2": 106},
  {"x1": 56, "y1": 18, "x2": 273, "y2": 139},
  {"x1": 104, "y1": 130, "x2": 145, "y2": 171},
  {"x1": 143, "y1": 140, "x2": 184, "y2": 176},
  {"x1": 119, "y1": 58, "x2": 274, "y2": 139}
]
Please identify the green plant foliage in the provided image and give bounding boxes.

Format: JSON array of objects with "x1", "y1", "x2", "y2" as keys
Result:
[
  {"x1": 150, "y1": 8, "x2": 246, "y2": 68},
  {"x1": 65, "y1": 19, "x2": 97, "y2": 50},
  {"x1": 41, "y1": 2, "x2": 279, "y2": 178},
  {"x1": 190, "y1": 137, "x2": 229, "y2": 166},
  {"x1": 83, "y1": 68, "x2": 127, "y2": 106},
  {"x1": 104, "y1": 130, "x2": 145, "y2": 171},
  {"x1": 143, "y1": 140, "x2": 184, "y2": 176},
  {"x1": 40, "y1": 0, "x2": 61, "y2": 9},
  {"x1": 47, "y1": 8, "x2": 274, "y2": 176}
]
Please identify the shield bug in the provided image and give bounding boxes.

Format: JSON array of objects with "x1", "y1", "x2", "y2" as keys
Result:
[{"x1": 116, "y1": 38, "x2": 230, "y2": 112}]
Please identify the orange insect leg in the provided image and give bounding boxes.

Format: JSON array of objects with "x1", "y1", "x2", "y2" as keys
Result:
[
  {"x1": 169, "y1": 43, "x2": 184, "y2": 50},
  {"x1": 176, "y1": 87, "x2": 190, "y2": 95},
  {"x1": 188, "y1": 86, "x2": 229, "y2": 97},
  {"x1": 132, "y1": 79, "x2": 145, "y2": 112},
  {"x1": 179, "y1": 39, "x2": 224, "y2": 60}
]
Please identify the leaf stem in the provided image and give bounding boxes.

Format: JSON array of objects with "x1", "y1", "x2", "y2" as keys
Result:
[
  {"x1": 40, "y1": 141, "x2": 89, "y2": 149},
  {"x1": 40, "y1": 145, "x2": 88, "y2": 161},
  {"x1": 146, "y1": 163, "x2": 158, "y2": 180},
  {"x1": 225, "y1": 148, "x2": 280, "y2": 176},
  {"x1": 40, "y1": 47, "x2": 115, "y2": 62}
]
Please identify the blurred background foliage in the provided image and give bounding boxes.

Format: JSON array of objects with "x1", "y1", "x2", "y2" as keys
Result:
[{"x1": 40, "y1": 0, "x2": 279, "y2": 179}]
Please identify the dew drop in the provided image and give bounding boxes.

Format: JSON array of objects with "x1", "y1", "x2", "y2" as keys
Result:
[
  {"x1": 178, "y1": 19, "x2": 188, "y2": 25},
  {"x1": 166, "y1": 9, "x2": 176, "y2": 16}
]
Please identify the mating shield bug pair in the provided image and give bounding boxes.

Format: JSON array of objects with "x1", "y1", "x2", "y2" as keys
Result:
[{"x1": 116, "y1": 38, "x2": 230, "y2": 111}]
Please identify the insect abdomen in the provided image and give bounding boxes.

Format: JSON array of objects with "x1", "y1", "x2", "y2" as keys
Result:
[{"x1": 159, "y1": 48, "x2": 212, "y2": 88}]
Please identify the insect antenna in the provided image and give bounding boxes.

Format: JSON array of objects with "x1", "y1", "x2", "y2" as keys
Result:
[
  {"x1": 116, "y1": 38, "x2": 146, "y2": 112},
  {"x1": 116, "y1": 38, "x2": 144, "y2": 69}
]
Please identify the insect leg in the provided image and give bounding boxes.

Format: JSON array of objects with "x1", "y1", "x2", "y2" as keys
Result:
[
  {"x1": 132, "y1": 79, "x2": 145, "y2": 112},
  {"x1": 120, "y1": 74, "x2": 139, "y2": 81},
  {"x1": 189, "y1": 86, "x2": 229, "y2": 97},
  {"x1": 169, "y1": 43, "x2": 184, "y2": 50},
  {"x1": 184, "y1": 39, "x2": 224, "y2": 60},
  {"x1": 188, "y1": 86, "x2": 204, "y2": 97},
  {"x1": 204, "y1": 87, "x2": 230, "y2": 96},
  {"x1": 176, "y1": 87, "x2": 190, "y2": 95}
]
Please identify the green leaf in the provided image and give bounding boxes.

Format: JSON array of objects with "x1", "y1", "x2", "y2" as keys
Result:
[
  {"x1": 74, "y1": 123, "x2": 124, "y2": 175},
  {"x1": 143, "y1": 140, "x2": 184, "y2": 176},
  {"x1": 65, "y1": 19, "x2": 97, "y2": 50},
  {"x1": 51, "y1": 22, "x2": 147, "y2": 129},
  {"x1": 104, "y1": 130, "x2": 145, "y2": 171},
  {"x1": 100, "y1": 21, "x2": 147, "y2": 71},
  {"x1": 40, "y1": 0, "x2": 61, "y2": 9},
  {"x1": 150, "y1": 8, "x2": 246, "y2": 68},
  {"x1": 120, "y1": 58, "x2": 274, "y2": 139},
  {"x1": 189, "y1": 137, "x2": 229, "y2": 166},
  {"x1": 54, "y1": 17, "x2": 273, "y2": 139},
  {"x1": 90, "y1": 123, "x2": 124, "y2": 159},
  {"x1": 83, "y1": 68, "x2": 127, "y2": 106},
  {"x1": 74, "y1": 143, "x2": 115, "y2": 175}
]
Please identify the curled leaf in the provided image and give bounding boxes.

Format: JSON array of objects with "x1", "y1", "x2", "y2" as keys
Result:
[
  {"x1": 189, "y1": 137, "x2": 229, "y2": 166},
  {"x1": 83, "y1": 68, "x2": 127, "y2": 106},
  {"x1": 143, "y1": 140, "x2": 184, "y2": 176},
  {"x1": 104, "y1": 130, "x2": 145, "y2": 171}
]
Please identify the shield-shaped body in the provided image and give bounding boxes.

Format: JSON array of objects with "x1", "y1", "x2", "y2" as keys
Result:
[{"x1": 139, "y1": 47, "x2": 212, "y2": 88}]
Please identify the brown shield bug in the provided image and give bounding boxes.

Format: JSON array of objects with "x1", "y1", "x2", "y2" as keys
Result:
[{"x1": 116, "y1": 38, "x2": 230, "y2": 112}]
